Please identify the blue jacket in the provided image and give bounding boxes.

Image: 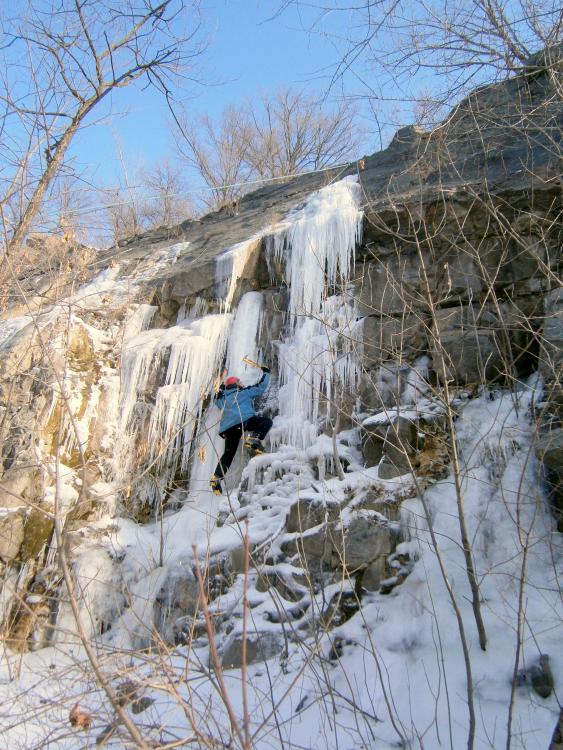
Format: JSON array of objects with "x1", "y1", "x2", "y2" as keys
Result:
[{"x1": 215, "y1": 370, "x2": 270, "y2": 433}]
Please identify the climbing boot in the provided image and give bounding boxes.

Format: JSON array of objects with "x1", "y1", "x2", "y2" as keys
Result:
[
  {"x1": 244, "y1": 434, "x2": 265, "y2": 456},
  {"x1": 210, "y1": 476, "x2": 223, "y2": 495}
]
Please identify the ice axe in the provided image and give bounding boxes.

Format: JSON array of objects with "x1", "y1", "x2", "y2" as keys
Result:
[{"x1": 242, "y1": 355, "x2": 265, "y2": 369}]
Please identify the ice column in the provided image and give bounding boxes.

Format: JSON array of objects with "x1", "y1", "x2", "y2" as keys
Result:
[
  {"x1": 225, "y1": 291, "x2": 265, "y2": 383},
  {"x1": 271, "y1": 177, "x2": 363, "y2": 448}
]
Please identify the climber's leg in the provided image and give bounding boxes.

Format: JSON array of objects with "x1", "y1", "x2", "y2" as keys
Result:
[
  {"x1": 211, "y1": 424, "x2": 243, "y2": 493},
  {"x1": 243, "y1": 416, "x2": 273, "y2": 454}
]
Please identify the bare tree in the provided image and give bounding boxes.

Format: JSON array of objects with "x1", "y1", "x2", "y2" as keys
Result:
[
  {"x1": 0, "y1": 0, "x2": 203, "y2": 256},
  {"x1": 174, "y1": 104, "x2": 254, "y2": 210},
  {"x1": 246, "y1": 89, "x2": 360, "y2": 179},
  {"x1": 280, "y1": 0, "x2": 562, "y2": 126},
  {"x1": 141, "y1": 158, "x2": 194, "y2": 229},
  {"x1": 104, "y1": 159, "x2": 194, "y2": 244},
  {"x1": 174, "y1": 89, "x2": 361, "y2": 210}
]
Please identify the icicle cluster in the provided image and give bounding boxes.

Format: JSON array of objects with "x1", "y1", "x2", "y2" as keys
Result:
[
  {"x1": 147, "y1": 315, "x2": 232, "y2": 476},
  {"x1": 116, "y1": 315, "x2": 232, "y2": 499},
  {"x1": 115, "y1": 236, "x2": 266, "y2": 506},
  {"x1": 269, "y1": 176, "x2": 362, "y2": 321},
  {"x1": 272, "y1": 177, "x2": 363, "y2": 448}
]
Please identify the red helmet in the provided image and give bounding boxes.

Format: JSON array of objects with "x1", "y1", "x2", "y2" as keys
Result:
[{"x1": 225, "y1": 376, "x2": 240, "y2": 387}]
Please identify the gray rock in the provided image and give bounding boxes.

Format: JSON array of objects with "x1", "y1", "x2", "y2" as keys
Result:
[
  {"x1": 362, "y1": 426, "x2": 385, "y2": 468},
  {"x1": 432, "y1": 305, "x2": 506, "y2": 383},
  {"x1": 255, "y1": 570, "x2": 307, "y2": 603},
  {"x1": 281, "y1": 521, "x2": 338, "y2": 572},
  {"x1": 382, "y1": 417, "x2": 420, "y2": 473},
  {"x1": 549, "y1": 708, "x2": 563, "y2": 750},
  {"x1": 154, "y1": 568, "x2": 200, "y2": 640},
  {"x1": 362, "y1": 416, "x2": 420, "y2": 475},
  {"x1": 536, "y1": 428, "x2": 563, "y2": 529},
  {"x1": 220, "y1": 631, "x2": 284, "y2": 669},
  {"x1": 333, "y1": 513, "x2": 396, "y2": 573},
  {"x1": 540, "y1": 288, "x2": 563, "y2": 375},
  {"x1": 361, "y1": 314, "x2": 427, "y2": 368},
  {"x1": 531, "y1": 654, "x2": 554, "y2": 699},
  {"x1": 286, "y1": 498, "x2": 340, "y2": 534},
  {"x1": 518, "y1": 653, "x2": 554, "y2": 699},
  {"x1": 353, "y1": 258, "x2": 426, "y2": 318},
  {"x1": 362, "y1": 558, "x2": 388, "y2": 591},
  {"x1": 0, "y1": 508, "x2": 25, "y2": 562},
  {"x1": 378, "y1": 459, "x2": 409, "y2": 479}
]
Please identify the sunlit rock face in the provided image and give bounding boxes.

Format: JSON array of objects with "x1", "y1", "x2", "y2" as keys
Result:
[{"x1": 0, "y1": 46, "x2": 561, "y2": 669}]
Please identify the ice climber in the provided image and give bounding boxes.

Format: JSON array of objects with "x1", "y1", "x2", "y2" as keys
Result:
[{"x1": 210, "y1": 363, "x2": 272, "y2": 494}]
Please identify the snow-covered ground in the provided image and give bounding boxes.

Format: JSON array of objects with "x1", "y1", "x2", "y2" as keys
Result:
[{"x1": 1, "y1": 384, "x2": 561, "y2": 749}]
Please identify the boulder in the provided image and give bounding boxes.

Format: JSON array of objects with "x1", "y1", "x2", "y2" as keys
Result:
[
  {"x1": 362, "y1": 425, "x2": 385, "y2": 468},
  {"x1": 154, "y1": 568, "x2": 200, "y2": 641},
  {"x1": 220, "y1": 630, "x2": 284, "y2": 669},
  {"x1": 362, "y1": 415, "x2": 420, "y2": 476},
  {"x1": 281, "y1": 525, "x2": 335, "y2": 572},
  {"x1": 286, "y1": 497, "x2": 340, "y2": 533},
  {"x1": 536, "y1": 427, "x2": 563, "y2": 530},
  {"x1": 0, "y1": 508, "x2": 25, "y2": 562},
  {"x1": 378, "y1": 459, "x2": 408, "y2": 479},
  {"x1": 255, "y1": 570, "x2": 307, "y2": 603},
  {"x1": 362, "y1": 558, "x2": 388, "y2": 591},
  {"x1": 333, "y1": 513, "x2": 396, "y2": 573}
]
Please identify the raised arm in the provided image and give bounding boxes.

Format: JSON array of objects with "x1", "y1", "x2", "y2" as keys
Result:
[{"x1": 243, "y1": 367, "x2": 270, "y2": 398}]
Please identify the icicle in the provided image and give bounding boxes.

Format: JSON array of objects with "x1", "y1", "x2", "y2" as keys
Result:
[
  {"x1": 118, "y1": 329, "x2": 161, "y2": 434},
  {"x1": 275, "y1": 295, "x2": 360, "y2": 449},
  {"x1": 225, "y1": 291, "x2": 265, "y2": 383},
  {"x1": 215, "y1": 237, "x2": 259, "y2": 311},
  {"x1": 177, "y1": 297, "x2": 209, "y2": 323},
  {"x1": 123, "y1": 304, "x2": 157, "y2": 341}
]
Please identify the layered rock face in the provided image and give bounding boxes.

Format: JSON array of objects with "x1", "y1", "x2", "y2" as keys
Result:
[{"x1": 0, "y1": 45, "x2": 561, "y2": 666}]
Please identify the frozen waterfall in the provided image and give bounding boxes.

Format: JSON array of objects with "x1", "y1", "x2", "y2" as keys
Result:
[
  {"x1": 115, "y1": 176, "x2": 362, "y2": 503},
  {"x1": 270, "y1": 176, "x2": 363, "y2": 448}
]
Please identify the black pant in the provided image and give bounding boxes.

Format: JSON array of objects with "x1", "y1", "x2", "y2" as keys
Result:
[{"x1": 213, "y1": 416, "x2": 272, "y2": 479}]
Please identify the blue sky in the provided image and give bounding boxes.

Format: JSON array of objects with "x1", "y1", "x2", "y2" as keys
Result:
[{"x1": 71, "y1": 1, "x2": 358, "y2": 192}]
